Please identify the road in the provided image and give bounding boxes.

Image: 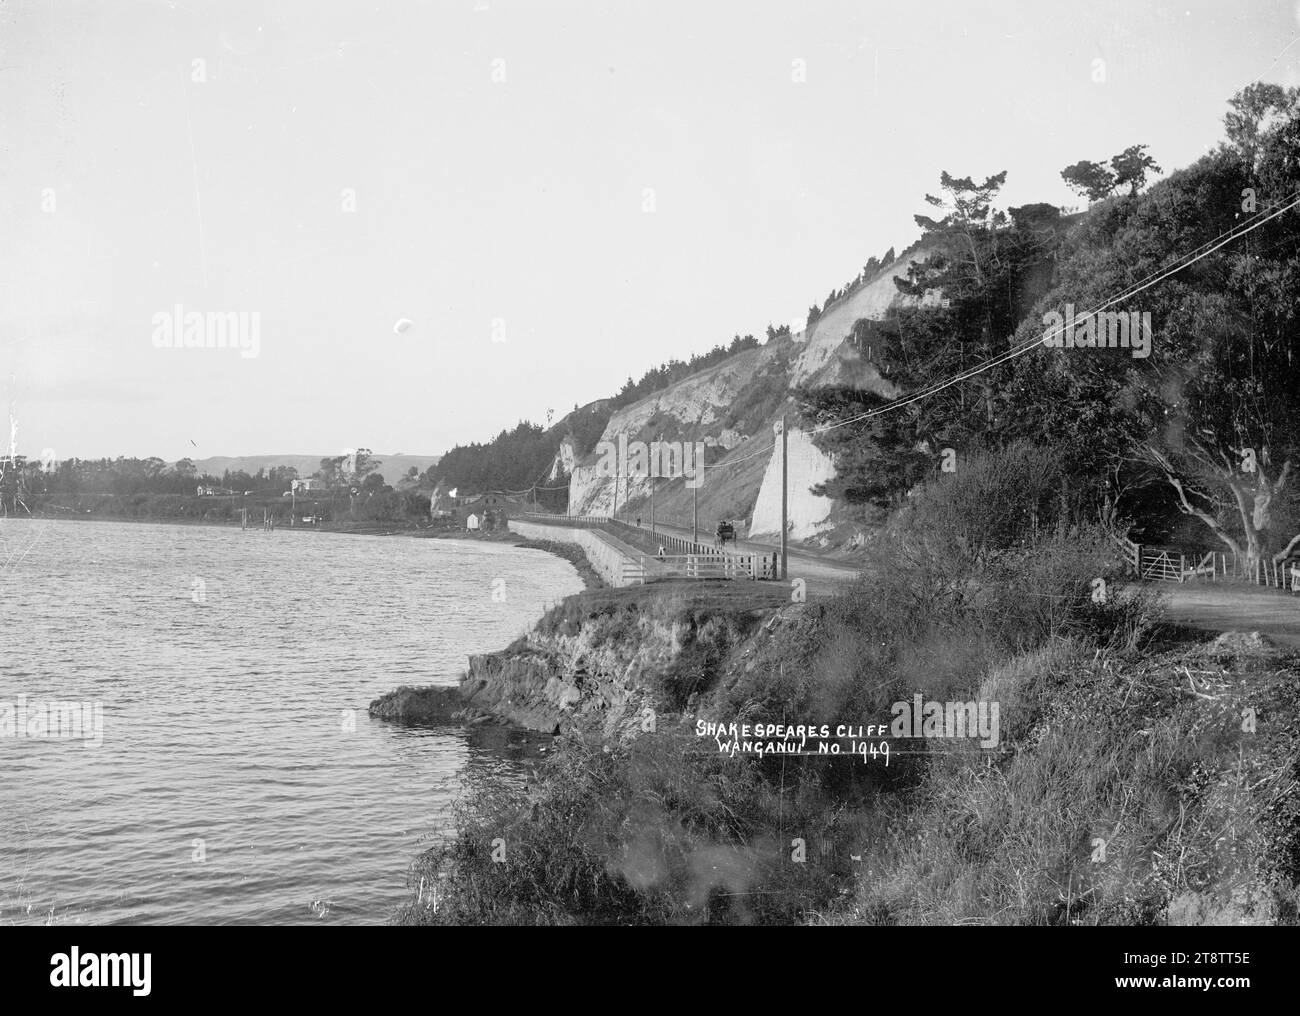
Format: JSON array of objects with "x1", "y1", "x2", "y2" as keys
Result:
[
  {"x1": 1162, "y1": 584, "x2": 1300, "y2": 649},
  {"x1": 642, "y1": 519, "x2": 860, "y2": 594},
  {"x1": 583, "y1": 516, "x2": 1300, "y2": 644}
]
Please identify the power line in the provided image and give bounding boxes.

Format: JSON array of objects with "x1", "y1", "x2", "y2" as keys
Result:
[
  {"x1": 680, "y1": 186, "x2": 1300, "y2": 471},
  {"x1": 812, "y1": 187, "x2": 1300, "y2": 434},
  {"x1": 570, "y1": 185, "x2": 1300, "y2": 500}
]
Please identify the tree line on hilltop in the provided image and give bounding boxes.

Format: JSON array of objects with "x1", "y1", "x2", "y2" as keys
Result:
[{"x1": 798, "y1": 82, "x2": 1300, "y2": 570}]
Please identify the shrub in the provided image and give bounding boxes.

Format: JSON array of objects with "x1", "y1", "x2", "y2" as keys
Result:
[{"x1": 396, "y1": 728, "x2": 860, "y2": 925}]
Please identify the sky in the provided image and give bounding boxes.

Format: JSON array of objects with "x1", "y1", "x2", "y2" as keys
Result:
[{"x1": 2, "y1": 0, "x2": 1299, "y2": 463}]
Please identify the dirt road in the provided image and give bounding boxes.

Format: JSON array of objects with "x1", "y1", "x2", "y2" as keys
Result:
[
  {"x1": 616, "y1": 518, "x2": 1300, "y2": 644},
  {"x1": 1162, "y1": 584, "x2": 1300, "y2": 649}
]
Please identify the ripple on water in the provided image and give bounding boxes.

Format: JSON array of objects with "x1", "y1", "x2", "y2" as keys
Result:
[{"x1": 0, "y1": 520, "x2": 582, "y2": 925}]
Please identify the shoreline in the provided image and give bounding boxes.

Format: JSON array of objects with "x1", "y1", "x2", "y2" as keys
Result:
[{"x1": 9, "y1": 511, "x2": 602, "y2": 604}]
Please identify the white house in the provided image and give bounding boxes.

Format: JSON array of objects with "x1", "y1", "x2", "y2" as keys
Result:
[{"x1": 465, "y1": 513, "x2": 481, "y2": 531}]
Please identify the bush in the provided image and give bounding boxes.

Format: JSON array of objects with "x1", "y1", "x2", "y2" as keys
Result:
[
  {"x1": 396, "y1": 728, "x2": 860, "y2": 925},
  {"x1": 892, "y1": 440, "x2": 1066, "y2": 566},
  {"x1": 833, "y1": 639, "x2": 1300, "y2": 926}
]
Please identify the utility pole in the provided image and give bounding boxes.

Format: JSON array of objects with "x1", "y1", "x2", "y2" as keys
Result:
[
  {"x1": 776, "y1": 415, "x2": 788, "y2": 581},
  {"x1": 612, "y1": 470, "x2": 619, "y2": 521},
  {"x1": 650, "y1": 476, "x2": 655, "y2": 535},
  {"x1": 692, "y1": 483, "x2": 698, "y2": 546}
]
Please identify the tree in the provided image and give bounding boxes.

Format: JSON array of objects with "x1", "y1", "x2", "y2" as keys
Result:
[
  {"x1": 1061, "y1": 145, "x2": 1160, "y2": 202},
  {"x1": 1020, "y1": 113, "x2": 1300, "y2": 568},
  {"x1": 1060, "y1": 159, "x2": 1117, "y2": 203},
  {"x1": 801, "y1": 173, "x2": 1068, "y2": 510},
  {"x1": 1110, "y1": 144, "x2": 1162, "y2": 196},
  {"x1": 1008, "y1": 202, "x2": 1062, "y2": 234},
  {"x1": 1223, "y1": 82, "x2": 1296, "y2": 170},
  {"x1": 315, "y1": 456, "x2": 345, "y2": 487},
  {"x1": 350, "y1": 448, "x2": 381, "y2": 482},
  {"x1": 912, "y1": 169, "x2": 1008, "y2": 288}
]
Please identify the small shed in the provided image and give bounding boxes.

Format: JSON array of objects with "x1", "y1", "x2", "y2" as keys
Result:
[{"x1": 465, "y1": 513, "x2": 481, "y2": 531}]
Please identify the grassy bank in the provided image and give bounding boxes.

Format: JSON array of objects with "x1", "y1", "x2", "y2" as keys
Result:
[{"x1": 392, "y1": 447, "x2": 1300, "y2": 925}]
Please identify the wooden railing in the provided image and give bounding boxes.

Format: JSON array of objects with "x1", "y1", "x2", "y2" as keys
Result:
[
  {"x1": 622, "y1": 552, "x2": 780, "y2": 585},
  {"x1": 520, "y1": 512, "x2": 779, "y2": 582}
]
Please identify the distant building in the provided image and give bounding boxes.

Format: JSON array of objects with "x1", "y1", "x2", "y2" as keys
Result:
[{"x1": 456, "y1": 492, "x2": 524, "y2": 531}]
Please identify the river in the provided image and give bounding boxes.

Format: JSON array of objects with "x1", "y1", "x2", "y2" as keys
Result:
[{"x1": 0, "y1": 518, "x2": 582, "y2": 925}]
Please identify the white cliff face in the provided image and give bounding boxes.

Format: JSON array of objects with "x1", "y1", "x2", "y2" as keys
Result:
[
  {"x1": 791, "y1": 245, "x2": 943, "y2": 388},
  {"x1": 566, "y1": 239, "x2": 942, "y2": 531},
  {"x1": 569, "y1": 461, "x2": 617, "y2": 516},
  {"x1": 568, "y1": 346, "x2": 778, "y2": 516},
  {"x1": 547, "y1": 437, "x2": 576, "y2": 481},
  {"x1": 748, "y1": 428, "x2": 837, "y2": 539}
]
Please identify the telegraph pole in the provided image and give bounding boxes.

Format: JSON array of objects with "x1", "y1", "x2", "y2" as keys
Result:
[
  {"x1": 650, "y1": 476, "x2": 655, "y2": 535},
  {"x1": 777, "y1": 415, "x2": 788, "y2": 580},
  {"x1": 692, "y1": 483, "x2": 698, "y2": 545}
]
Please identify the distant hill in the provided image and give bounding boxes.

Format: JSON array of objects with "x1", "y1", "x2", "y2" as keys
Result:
[{"x1": 186, "y1": 454, "x2": 440, "y2": 487}]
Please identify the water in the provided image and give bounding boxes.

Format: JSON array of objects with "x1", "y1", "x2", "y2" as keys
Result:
[{"x1": 0, "y1": 519, "x2": 582, "y2": 925}]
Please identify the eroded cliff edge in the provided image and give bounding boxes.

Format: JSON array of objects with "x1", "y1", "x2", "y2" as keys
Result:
[{"x1": 369, "y1": 584, "x2": 795, "y2": 736}]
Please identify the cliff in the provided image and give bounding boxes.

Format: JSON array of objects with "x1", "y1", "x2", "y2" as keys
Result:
[
  {"x1": 370, "y1": 583, "x2": 793, "y2": 737},
  {"x1": 561, "y1": 239, "x2": 939, "y2": 544}
]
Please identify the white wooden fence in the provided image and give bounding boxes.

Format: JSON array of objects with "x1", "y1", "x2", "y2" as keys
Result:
[
  {"x1": 622, "y1": 552, "x2": 780, "y2": 585},
  {"x1": 520, "y1": 512, "x2": 779, "y2": 584}
]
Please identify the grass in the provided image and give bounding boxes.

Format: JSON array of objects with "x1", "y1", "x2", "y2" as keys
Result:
[
  {"x1": 391, "y1": 447, "x2": 1300, "y2": 925},
  {"x1": 828, "y1": 637, "x2": 1300, "y2": 925},
  {"x1": 395, "y1": 729, "x2": 862, "y2": 925}
]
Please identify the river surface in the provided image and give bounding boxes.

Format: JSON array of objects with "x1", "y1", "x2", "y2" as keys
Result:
[{"x1": 0, "y1": 519, "x2": 582, "y2": 925}]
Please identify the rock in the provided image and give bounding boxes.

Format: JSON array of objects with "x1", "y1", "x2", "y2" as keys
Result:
[{"x1": 368, "y1": 685, "x2": 467, "y2": 724}]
